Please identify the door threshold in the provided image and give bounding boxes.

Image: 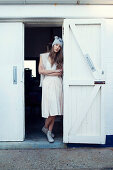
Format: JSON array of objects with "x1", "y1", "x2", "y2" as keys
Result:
[{"x1": 0, "y1": 138, "x2": 67, "y2": 150}]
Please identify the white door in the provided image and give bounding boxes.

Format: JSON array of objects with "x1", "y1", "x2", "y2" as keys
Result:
[
  {"x1": 0, "y1": 23, "x2": 24, "y2": 141},
  {"x1": 63, "y1": 19, "x2": 106, "y2": 144}
]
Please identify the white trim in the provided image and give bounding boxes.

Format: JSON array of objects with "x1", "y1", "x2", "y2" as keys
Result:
[
  {"x1": 0, "y1": 0, "x2": 113, "y2": 5},
  {"x1": 100, "y1": 20, "x2": 106, "y2": 143},
  {"x1": 63, "y1": 19, "x2": 70, "y2": 143},
  {"x1": 0, "y1": 0, "x2": 77, "y2": 5},
  {"x1": 1, "y1": 0, "x2": 113, "y2": 5},
  {"x1": 68, "y1": 136, "x2": 106, "y2": 144},
  {"x1": 0, "y1": 18, "x2": 63, "y2": 26},
  {"x1": 1, "y1": 5, "x2": 113, "y2": 20},
  {"x1": 21, "y1": 23, "x2": 25, "y2": 141}
]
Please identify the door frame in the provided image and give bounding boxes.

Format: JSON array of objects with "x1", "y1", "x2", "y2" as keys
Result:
[
  {"x1": 24, "y1": 18, "x2": 64, "y2": 140},
  {"x1": 24, "y1": 18, "x2": 106, "y2": 143}
]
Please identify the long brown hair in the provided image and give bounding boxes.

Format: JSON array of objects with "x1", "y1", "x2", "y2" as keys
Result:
[{"x1": 49, "y1": 46, "x2": 63, "y2": 69}]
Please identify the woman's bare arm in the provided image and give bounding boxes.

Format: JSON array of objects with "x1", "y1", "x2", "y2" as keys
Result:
[
  {"x1": 47, "y1": 72, "x2": 62, "y2": 76},
  {"x1": 47, "y1": 69, "x2": 63, "y2": 76}
]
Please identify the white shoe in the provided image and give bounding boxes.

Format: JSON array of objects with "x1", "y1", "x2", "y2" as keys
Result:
[
  {"x1": 47, "y1": 131, "x2": 54, "y2": 143},
  {"x1": 42, "y1": 126, "x2": 55, "y2": 138}
]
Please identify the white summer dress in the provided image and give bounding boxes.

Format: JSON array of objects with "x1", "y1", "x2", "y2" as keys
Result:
[{"x1": 40, "y1": 52, "x2": 63, "y2": 118}]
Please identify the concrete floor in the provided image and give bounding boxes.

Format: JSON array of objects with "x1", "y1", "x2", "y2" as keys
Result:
[
  {"x1": 25, "y1": 115, "x2": 66, "y2": 149},
  {"x1": 0, "y1": 115, "x2": 65, "y2": 149},
  {"x1": 1, "y1": 111, "x2": 113, "y2": 169},
  {"x1": 0, "y1": 148, "x2": 113, "y2": 170}
]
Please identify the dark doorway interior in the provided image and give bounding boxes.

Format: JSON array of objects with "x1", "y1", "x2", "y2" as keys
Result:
[{"x1": 24, "y1": 26, "x2": 63, "y2": 144}]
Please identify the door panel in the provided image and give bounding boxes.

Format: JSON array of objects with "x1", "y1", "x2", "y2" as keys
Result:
[
  {"x1": 0, "y1": 23, "x2": 24, "y2": 141},
  {"x1": 63, "y1": 19, "x2": 105, "y2": 144}
]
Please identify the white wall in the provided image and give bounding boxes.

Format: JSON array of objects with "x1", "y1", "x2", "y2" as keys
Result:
[
  {"x1": 0, "y1": 5, "x2": 113, "y2": 135},
  {"x1": 0, "y1": 5, "x2": 113, "y2": 19},
  {"x1": 103, "y1": 19, "x2": 113, "y2": 135}
]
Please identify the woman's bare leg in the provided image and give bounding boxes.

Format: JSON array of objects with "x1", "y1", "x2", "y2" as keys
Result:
[
  {"x1": 48, "y1": 116, "x2": 55, "y2": 132},
  {"x1": 44, "y1": 116, "x2": 53, "y2": 129}
]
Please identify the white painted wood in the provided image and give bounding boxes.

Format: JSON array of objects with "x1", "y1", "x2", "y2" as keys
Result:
[
  {"x1": 69, "y1": 80, "x2": 94, "y2": 86},
  {"x1": 68, "y1": 80, "x2": 105, "y2": 86},
  {"x1": 1, "y1": 5, "x2": 113, "y2": 20},
  {"x1": 69, "y1": 136, "x2": 106, "y2": 144},
  {"x1": 63, "y1": 19, "x2": 70, "y2": 142},
  {"x1": 0, "y1": 23, "x2": 24, "y2": 141},
  {"x1": 0, "y1": 0, "x2": 113, "y2": 5},
  {"x1": 68, "y1": 85, "x2": 100, "y2": 134},
  {"x1": 26, "y1": 0, "x2": 77, "y2": 4},
  {"x1": 0, "y1": 0, "x2": 24, "y2": 4},
  {"x1": 101, "y1": 19, "x2": 113, "y2": 135},
  {"x1": 70, "y1": 22, "x2": 102, "y2": 79},
  {"x1": 79, "y1": 0, "x2": 113, "y2": 5},
  {"x1": 0, "y1": 5, "x2": 112, "y2": 137},
  {"x1": 63, "y1": 19, "x2": 106, "y2": 144}
]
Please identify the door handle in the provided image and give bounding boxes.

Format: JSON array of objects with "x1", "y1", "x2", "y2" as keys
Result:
[{"x1": 13, "y1": 66, "x2": 17, "y2": 84}]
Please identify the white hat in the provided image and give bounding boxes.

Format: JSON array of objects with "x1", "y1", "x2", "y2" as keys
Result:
[{"x1": 52, "y1": 36, "x2": 63, "y2": 47}]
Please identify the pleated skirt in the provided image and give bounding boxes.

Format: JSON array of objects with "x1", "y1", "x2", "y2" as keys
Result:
[{"x1": 41, "y1": 76, "x2": 63, "y2": 118}]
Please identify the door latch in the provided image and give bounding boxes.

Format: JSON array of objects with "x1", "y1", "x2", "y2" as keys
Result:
[{"x1": 94, "y1": 81, "x2": 105, "y2": 84}]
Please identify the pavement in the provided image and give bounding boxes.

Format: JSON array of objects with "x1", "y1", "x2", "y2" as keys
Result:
[
  {"x1": 0, "y1": 147, "x2": 113, "y2": 170},
  {"x1": 1, "y1": 115, "x2": 113, "y2": 170}
]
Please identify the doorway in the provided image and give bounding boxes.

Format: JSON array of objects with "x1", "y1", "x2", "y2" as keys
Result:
[{"x1": 24, "y1": 25, "x2": 63, "y2": 144}]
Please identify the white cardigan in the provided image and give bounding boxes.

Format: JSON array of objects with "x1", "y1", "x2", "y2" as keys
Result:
[{"x1": 39, "y1": 52, "x2": 49, "y2": 87}]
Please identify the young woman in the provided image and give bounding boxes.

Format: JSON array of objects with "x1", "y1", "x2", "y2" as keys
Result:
[{"x1": 38, "y1": 36, "x2": 63, "y2": 143}]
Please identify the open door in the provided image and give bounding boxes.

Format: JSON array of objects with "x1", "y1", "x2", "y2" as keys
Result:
[
  {"x1": 0, "y1": 23, "x2": 24, "y2": 141},
  {"x1": 63, "y1": 19, "x2": 106, "y2": 144}
]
